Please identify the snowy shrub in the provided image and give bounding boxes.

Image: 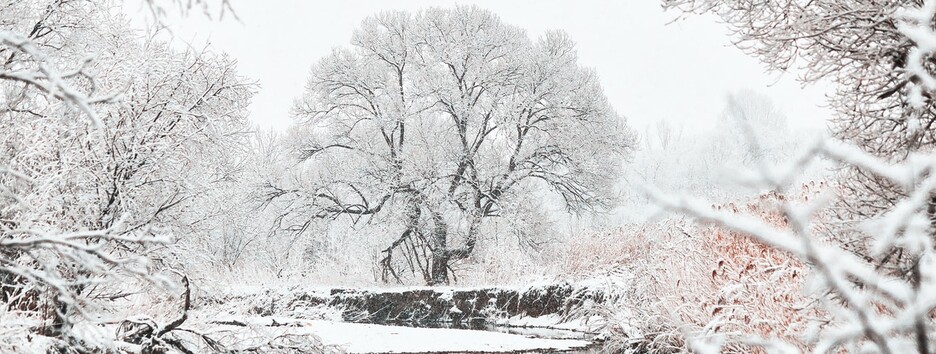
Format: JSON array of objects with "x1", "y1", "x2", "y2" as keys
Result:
[
  {"x1": 551, "y1": 188, "x2": 831, "y2": 352},
  {"x1": 0, "y1": 1, "x2": 328, "y2": 352},
  {"x1": 648, "y1": 139, "x2": 936, "y2": 353},
  {"x1": 646, "y1": 0, "x2": 936, "y2": 352}
]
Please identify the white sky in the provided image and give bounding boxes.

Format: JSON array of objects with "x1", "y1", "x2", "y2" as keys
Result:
[{"x1": 126, "y1": 0, "x2": 832, "y2": 134}]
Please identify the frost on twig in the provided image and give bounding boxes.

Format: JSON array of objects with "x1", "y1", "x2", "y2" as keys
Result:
[
  {"x1": 1, "y1": 3, "x2": 168, "y2": 350},
  {"x1": 1, "y1": 215, "x2": 170, "y2": 340},
  {"x1": 896, "y1": 0, "x2": 936, "y2": 116},
  {"x1": 650, "y1": 139, "x2": 936, "y2": 353},
  {"x1": 648, "y1": 0, "x2": 936, "y2": 351},
  {"x1": 0, "y1": 30, "x2": 120, "y2": 129}
]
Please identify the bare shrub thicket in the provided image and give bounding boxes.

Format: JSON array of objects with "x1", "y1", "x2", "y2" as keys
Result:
[
  {"x1": 0, "y1": 1, "x2": 329, "y2": 352},
  {"x1": 662, "y1": 0, "x2": 936, "y2": 281},
  {"x1": 638, "y1": 0, "x2": 936, "y2": 352},
  {"x1": 551, "y1": 187, "x2": 832, "y2": 352}
]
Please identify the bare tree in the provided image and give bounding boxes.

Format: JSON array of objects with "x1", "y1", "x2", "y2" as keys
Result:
[
  {"x1": 266, "y1": 6, "x2": 636, "y2": 285},
  {"x1": 1, "y1": 0, "x2": 256, "y2": 350},
  {"x1": 716, "y1": 90, "x2": 794, "y2": 167}
]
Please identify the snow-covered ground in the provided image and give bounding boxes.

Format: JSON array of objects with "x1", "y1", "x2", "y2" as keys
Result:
[
  {"x1": 212, "y1": 316, "x2": 593, "y2": 353},
  {"x1": 309, "y1": 320, "x2": 592, "y2": 353},
  {"x1": 190, "y1": 282, "x2": 620, "y2": 352}
]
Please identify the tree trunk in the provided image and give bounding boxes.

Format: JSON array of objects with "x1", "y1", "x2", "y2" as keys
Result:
[
  {"x1": 429, "y1": 252, "x2": 449, "y2": 285},
  {"x1": 428, "y1": 209, "x2": 450, "y2": 285}
]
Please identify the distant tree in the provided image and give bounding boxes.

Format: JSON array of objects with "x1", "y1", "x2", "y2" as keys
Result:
[
  {"x1": 644, "y1": 119, "x2": 683, "y2": 152},
  {"x1": 715, "y1": 90, "x2": 794, "y2": 167},
  {"x1": 662, "y1": 0, "x2": 934, "y2": 223},
  {"x1": 268, "y1": 6, "x2": 636, "y2": 285},
  {"x1": 621, "y1": 90, "x2": 808, "y2": 215}
]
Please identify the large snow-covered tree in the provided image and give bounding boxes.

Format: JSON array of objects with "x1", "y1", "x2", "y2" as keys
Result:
[{"x1": 268, "y1": 6, "x2": 635, "y2": 285}]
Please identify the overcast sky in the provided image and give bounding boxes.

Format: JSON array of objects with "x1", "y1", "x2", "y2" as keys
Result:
[{"x1": 127, "y1": 1, "x2": 832, "y2": 134}]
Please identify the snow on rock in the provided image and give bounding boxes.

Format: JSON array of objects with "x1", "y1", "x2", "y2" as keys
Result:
[
  {"x1": 449, "y1": 304, "x2": 462, "y2": 314},
  {"x1": 206, "y1": 281, "x2": 615, "y2": 325}
]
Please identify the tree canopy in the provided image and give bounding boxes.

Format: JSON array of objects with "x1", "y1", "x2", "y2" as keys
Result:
[{"x1": 268, "y1": 6, "x2": 636, "y2": 285}]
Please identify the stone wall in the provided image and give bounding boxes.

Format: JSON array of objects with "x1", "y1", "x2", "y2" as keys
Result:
[{"x1": 213, "y1": 282, "x2": 609, "y2": 325}]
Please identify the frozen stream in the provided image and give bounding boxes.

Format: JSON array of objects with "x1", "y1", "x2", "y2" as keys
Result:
[
  {"x1": 209, "y1": 283, "x2": 611, "y2": 352},
  {"x1": 212, "y1": 317, "x2": 599, "y2": 353},
  {"x1": 310, "y1": 320, "x2": 596, "y2": 353}
]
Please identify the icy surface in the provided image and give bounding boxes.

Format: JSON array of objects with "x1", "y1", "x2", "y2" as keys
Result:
[
  {"x1": 214, "y1": 317, "x2": 592, "y2": 353},
  {"x1": 310, "y1": 320, "x2": 591, "y2": 353}
]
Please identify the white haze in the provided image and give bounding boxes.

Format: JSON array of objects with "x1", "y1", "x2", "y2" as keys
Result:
[{"x1": 125, "y1": 0, "x2": 832, "y2": 134}]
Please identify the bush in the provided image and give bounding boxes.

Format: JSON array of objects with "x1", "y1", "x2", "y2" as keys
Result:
[{"x1": 551, "y1": 186, "x2": 830, "y2": 352}]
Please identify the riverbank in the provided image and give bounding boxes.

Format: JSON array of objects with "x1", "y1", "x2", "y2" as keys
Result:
[
  {"x1": 191, "y1": 281, "x2": 628, "y2": 352},
  {"x1": 208, "y1": 316, "x2": 594, "y2": 353}
]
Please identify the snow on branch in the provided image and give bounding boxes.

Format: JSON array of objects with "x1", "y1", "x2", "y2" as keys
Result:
[
  {"x1": 651, "y1": 139, "x2": 936, "y2": 353},
  {"x1": 0, "y1": 215, "x2": 170, "y2": 316},
  {"x1": 0, "y1": 30, "x2": 120, "y2": 129},
  {"x1": 651, "y1": 138, "x2": 936, "y2": 352},
  {"x1": 647, "y1": 2, "x2": 936, "y2": 348},
  {"x1": 897, "y1": 0, "x2": 936, "y2": 115}
]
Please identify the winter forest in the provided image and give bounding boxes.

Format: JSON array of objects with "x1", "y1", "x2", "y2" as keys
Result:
[{"x1": 4, "y1": 0, "x2": 936, "y2": 353}]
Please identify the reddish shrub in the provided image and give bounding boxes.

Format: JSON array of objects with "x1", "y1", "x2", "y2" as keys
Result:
[{"x1": 554, "y1": 183, "x2": 828, "y2": 352}]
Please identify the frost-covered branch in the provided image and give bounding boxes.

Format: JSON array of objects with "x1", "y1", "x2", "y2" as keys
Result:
[
  {"x1": 1, "y1": 0, "x2": 255, "y2": 351},
  {"x1": 651, "y1": 139, "x2": 936, "y2": 353},
  {"x1": 650, "y1": 0, "x2": 936, "y2": 350},
  {"x1": 0, "y1": 31, "x2": 120, "y2": 128}
]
